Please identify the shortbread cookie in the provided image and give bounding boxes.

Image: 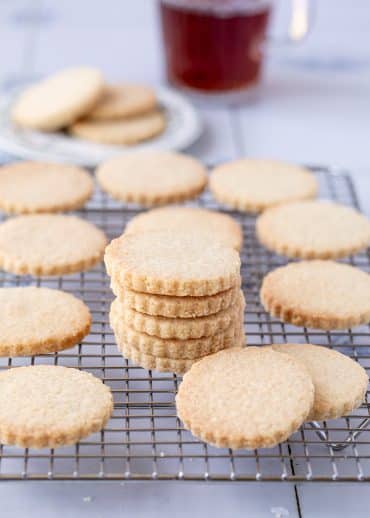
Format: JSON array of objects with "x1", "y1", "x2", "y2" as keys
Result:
[
  {"x1": 113, "y1": 320, "x2": 244, "y2": 360},
  {"x1": 70, "y1": 110, "x2": 165, "y2": 145},
  {"x1": 96, "y1": 152, "x2": 207, "y2": 205},
  {"x1": 176, "y1": 347, "x2": 314, "y2": 449},
  {"x1": 111, "y1": 290, "x2": 244, "y2": 339},
  {"x1": 0, "y1": 214, "x2": 107, "y2": 275},
  {"x1": 111, "y1": 283, "x2": 240, "y2": 318},
  {"x1": 105, "y1": 231, "x2": 241, "y2": 296},
  {"x1": 210, "y1": 159, "x2": 317, "y2": 212},
  {"x1": 257, "y1": 200, "x2": 370, "y2": 259},
  {"x1": 0, "y1": 161, "x2": 93, "y2": 214},
  {"x1": 125, "y1": 207, "x2": 243, "y2": 250},
  {"x1": 117, "y1": 330, "x2": 245, "y2": 374},
  {"x1": 0, "y1": 365, "x2": 113, "y2": 448},
  {"x1": 111, "y1": 303, "x2": 244, "y2": 359},
  {"x1": 0, "y1": 287, "x2": 91, "y2": 356},
  {"x1": 86, "y1": 83, "x2": 157, "y2": 121},
  {"x1": 12, "y1": 67, "x2": 104, "y2": 131},
  {"x1": 261, "y1": 261, "x2": 370, "y2": 330},
  {"x1": 272, "y1": 343, "x2": 368, "y2": 421},
  {"x1": 117, "y1": 339, "x2": 200, "y2": 374}
]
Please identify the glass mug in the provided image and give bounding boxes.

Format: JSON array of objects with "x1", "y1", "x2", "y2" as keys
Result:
[{"x1": 159, "y1": 0, "x2": 312, "y2": 102}]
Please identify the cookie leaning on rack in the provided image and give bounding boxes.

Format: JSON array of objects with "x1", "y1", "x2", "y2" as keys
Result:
[{"x1": 271, "y1": 343, "x2": 368, "y2": 421}]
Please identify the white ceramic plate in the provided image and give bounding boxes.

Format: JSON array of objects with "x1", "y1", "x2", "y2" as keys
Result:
[{"x1": 0, "y1": 85, "x2": 202, "y2": 167}]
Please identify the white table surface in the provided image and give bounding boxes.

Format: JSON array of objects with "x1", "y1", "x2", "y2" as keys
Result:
[{"x1": 1, "y1": 1, "x2": 370, "y2": 516}]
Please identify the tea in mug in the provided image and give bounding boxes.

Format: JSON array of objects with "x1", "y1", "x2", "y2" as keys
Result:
[{"x1": 160, "y1": 0, "x2": 271, "y2": 93}]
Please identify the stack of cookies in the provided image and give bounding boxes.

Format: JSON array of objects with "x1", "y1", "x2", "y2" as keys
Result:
[
  {"x1": 104, "y1": 230, "x2": 244, "y2": 374},
  {"x1": 12, "y1": 66, "x2": 166, "y2": 145},
  {"x1": 69, "y1": 83, "x2": 165, "y2": 146}
]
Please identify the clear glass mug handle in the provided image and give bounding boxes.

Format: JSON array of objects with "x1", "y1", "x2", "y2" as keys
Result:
[{"x1": 271, "y1": 0, "x2": 314, "y2": 44}]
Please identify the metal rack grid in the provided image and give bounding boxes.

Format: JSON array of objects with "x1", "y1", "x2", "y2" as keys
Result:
[{"x1": 0, "y1": 165, "x2": 369, "y2": 482}]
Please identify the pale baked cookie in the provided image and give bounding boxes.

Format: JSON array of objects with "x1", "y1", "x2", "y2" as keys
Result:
[
  {"x1": 176, "y1": 347, "x2": 314, "y2": 449},
  {"x1": 261, "y1": 261, "x2": 370, "y2": 330},
  {"x1": 257, "y1": 200, "x2": 370, "y2": 259},
  {"x1": 125, "y1": 207, "x2": 243, "y2": 250},
  {"x1": 272, "y1": 343, "x2": 368, "y2": 421},
  {"x1": 96, "y1": 152, "x2": 207, "y2": 205},
  {"x1": 117, "y1": 339, "x2": 201, "y2": 374},
  {"x1": 69, "y1": 110, "x2": 165, "y2": 145},
  {"x1": 12, "y1": 67, "x2": 104, "y2": 131},
  {"x1": 210, "y1": 159, "x2": 317, "y2": 212},
  {"x1": 112, "y1": 316, "x2": 244, "y2": 360},
  {"x1": 116, "y1": 329, "x2": 245, "y2": 374},
  {"x1": 0, "y1": 365, "x2": 113, "y2": 448},
  {"x1": 86, "y1": 84, "x2": 157, "y2": 121},
  {"x1": 0, "y1": 161, "x2": 93, "y2": 214},
  {"x1": 111, "y1": 290, "x2": 244, "y2": 339},
  {"x1": 105, "y1": 231, "x2": 241, "y2": 296},
  {"x1": 111, "y1": 283, "x2": 240, "y2": 318},
  {"x1": 0, "y1": 214, "x2": 107, "y2": 275},
  {"x1": 0, "y1": 287, "x2": 91, "y2": 356}
]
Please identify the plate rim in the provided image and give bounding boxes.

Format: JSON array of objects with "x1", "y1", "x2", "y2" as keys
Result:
[{"x1": 0, "y1": 84, "x2": 203, "y2": 167}]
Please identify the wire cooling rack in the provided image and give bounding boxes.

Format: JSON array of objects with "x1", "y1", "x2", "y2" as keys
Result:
[{"x1": 0, "y1": 165, "x2": 369, "y2": 482}]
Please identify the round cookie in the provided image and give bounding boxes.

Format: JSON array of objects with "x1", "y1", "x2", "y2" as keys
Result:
[
  {"x1": 96, "y1": 151, "x2": 207, "y2": 205},
  {"x1": 69, "y1": 110, "x2": 165, "y2": 145},
  {"x1": 0, "y1": 365, "x2": 113, "y2": 448},
  {"x1": 105, "y1": 231, "x2": 241, "y2": 296},
  {"x1": 257, "y1": 200, "x2": 370, "y2": 259},
  {"x1": 86, "y1": 83, "x2": 157, "y2": 121},
  {"x1": 12, "y1": 67, "x2": 104, "y2": 131},
  {"x1": 111, "y1": 283, "x2": 240, "y2": 318},
  {"x1": 112, "y1": 317, "x2": 244, "y2": 360},
  {"x1": 176, "y1": 347, "x2": 314, "y2": 449},
  {"x1": 0, "y1": 161, "x2": 93, "y2": 214},
  {"x1": 272, "y1": 343, "x2": 368, "y2": 421},
  {"x1": 125, "y1": 207, "x2": 243, "y2": 250},
  {"x1": 261, "y1": 261, "x2": 370, "y2": 330},
  {"x1": 210, "y1": 159, "x2": 317, "y2": 212},
  {"x1": 0, "y1": 214, "x2": 107, "y2": 275},
  {"x1": 111, "y1": 290, "x2": 244, "y2": 339},
  {"x1": 116, "y1": 329, "x2": 245, "y2": 375},
  {"x1": 117, "y1": 339, "x2": 203, "y2": 375},
  {"x1": 0, "y1": 287, "x2": 91, "y2": 356}
]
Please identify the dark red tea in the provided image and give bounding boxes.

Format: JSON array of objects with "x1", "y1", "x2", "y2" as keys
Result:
[{"x1": 160, "y1": 0, "x2": 271, "y2": 92}]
